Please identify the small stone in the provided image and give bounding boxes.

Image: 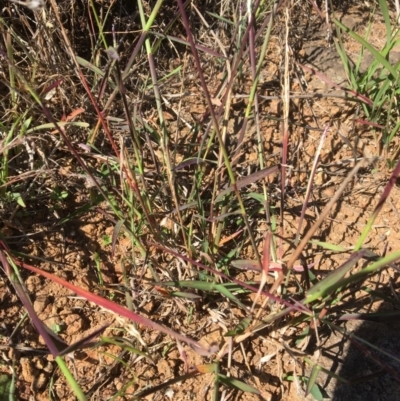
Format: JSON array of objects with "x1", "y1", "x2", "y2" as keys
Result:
[
  {"x1": 33, "y1": 372, "x2": 48, "y2": 391},
  {"x1": 80, "y1": 224, "x2": 96, "y2": 235},
  {"x1": 64, "y1": 314, "x2": 84, "y2": 335},
  {"x1": 20, "y1": 357, "x2": 35, "y2": 383},
  {"x1": 33, "y1": 298, "x2": 49, "y2": 314},
  {"x1": 314, "y1": 171, "x2": 326, "y2": 186},
  {"x1": 25, "y1": 275, "x2": 41, "y2": 293}
]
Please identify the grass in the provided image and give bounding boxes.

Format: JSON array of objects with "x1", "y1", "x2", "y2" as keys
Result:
[
  {"x1": 334, "y1": 0, "x2": 400, "y2": 159},
  {"x1": 0, "y1": 0, "x2": 400, "y2": 400}
]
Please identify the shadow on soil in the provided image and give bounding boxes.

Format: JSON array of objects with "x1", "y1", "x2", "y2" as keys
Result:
[
  {"x1": 317, "y1": 297, "x2": 400, "y2": 401},
  {"x1": 332, "y1": 317, "x2": 400, "y2": 401}
]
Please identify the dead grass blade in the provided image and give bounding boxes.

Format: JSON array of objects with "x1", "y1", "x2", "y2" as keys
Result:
[
  {"x1": 215, "y1": 165, "x2": 279, "y2": 201},
  {"x1": 295, "y1": 125, "x2": 329, "y2": 244}
]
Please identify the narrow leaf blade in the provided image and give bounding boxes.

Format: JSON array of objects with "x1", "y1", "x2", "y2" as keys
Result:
[{"x1": 217, "y1": 374, "x2": 260, "y2": 394}]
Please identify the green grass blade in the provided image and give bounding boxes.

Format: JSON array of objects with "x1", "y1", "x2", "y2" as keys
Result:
[
  {"x1": 0, "y1": 374, "x2": 13, "y2": 401},
  {"x1": 310, "y1": 241, "x2": 348, "y2": 252},
  {"x1": 304, "y1": 250, "x2": 369, "y2": 304},
  {"x1": 55, "y1": 356, "x2": 87, "y2": 400},
  {"x1": 378, "y1": 0, "x2": 392, "y2": 45},
  {"x1": 337, "y1": 250, "x2": 400, "y2": 290},
  {"x1": 77, "y1": 56, "x2": 106, "y2": 77},
  {"x1": 334, "y1": 19, "x2": 398, "y2": 77},
  {"x1": 215, "y1": 284, "x2": 246, "y2": 309},
  {"x1": 306, "y1": 364, "x2": 322, "y2": 398},
  {"x1": 217, "y1": 374, "x2": 260, "y2": 394},
  {"x1": 26, "y1": 122, "x2": 89, "y2": 133},
  {"x1": 206, "y1": 12, "x2": 234, "y2": 27}
]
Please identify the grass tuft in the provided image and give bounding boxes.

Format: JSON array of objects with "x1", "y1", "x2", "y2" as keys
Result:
[{"x1": 1, "y1": 1, "x2": 400, "y2": 399}]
